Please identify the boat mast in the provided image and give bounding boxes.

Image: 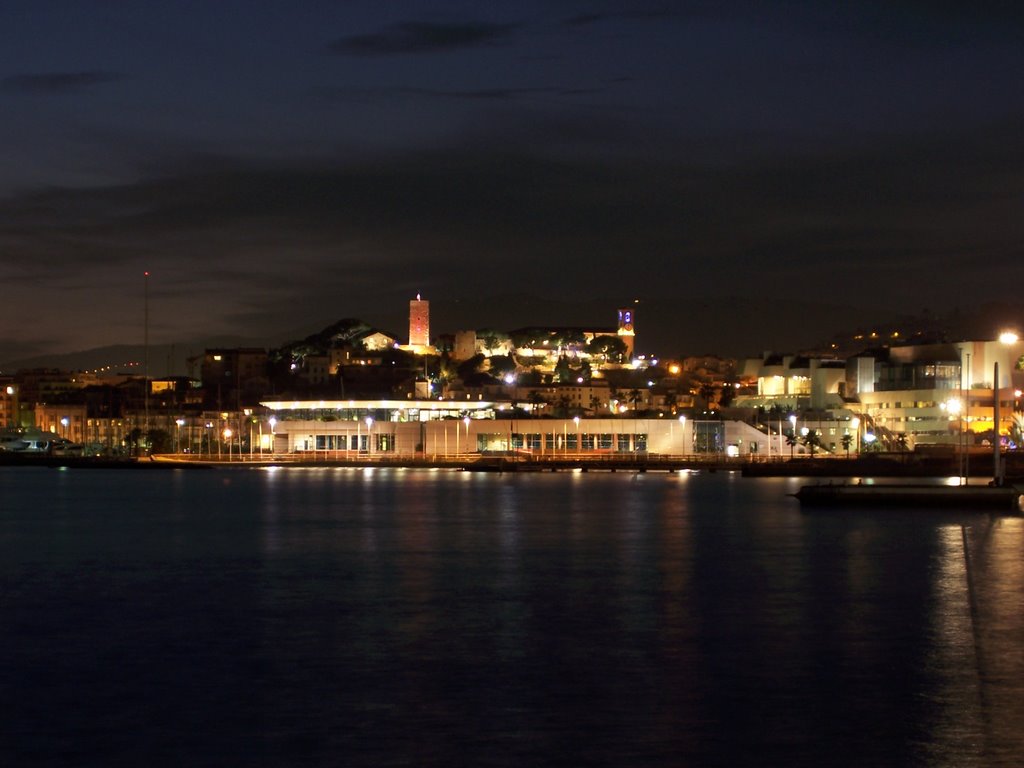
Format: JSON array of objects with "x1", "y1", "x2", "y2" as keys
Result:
[
  {"x1": 993, "y1": 361, "x2": 1002, "y2": 486},
  {"x1": 964, "y1": 352, "x2": 971, "y2": 485}
]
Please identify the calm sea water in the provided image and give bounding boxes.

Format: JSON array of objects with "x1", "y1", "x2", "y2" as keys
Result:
[{"x1": 1, "y1": 466, "x2": 1022, "y2": 767}]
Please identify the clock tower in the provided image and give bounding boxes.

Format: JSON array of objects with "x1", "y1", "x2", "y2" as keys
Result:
[{"x1": 617, "y1": 308, "x2": 635, "y2": 358}]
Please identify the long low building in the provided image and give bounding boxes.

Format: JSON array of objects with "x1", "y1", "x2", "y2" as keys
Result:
[{"x1": 259, "y1": 399, "x2": 775, "y2": 457}]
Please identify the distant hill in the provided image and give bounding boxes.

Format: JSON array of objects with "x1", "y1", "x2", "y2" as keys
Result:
[
  {"x1": 0, "y1": 337, "x2": 266, "y2": 378},
  {"x1": 819, "y1": 302, "x2": 1024, "y2": 358}
]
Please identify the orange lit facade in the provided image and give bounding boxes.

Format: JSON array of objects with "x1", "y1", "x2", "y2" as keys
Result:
[{"x1": 409, "y1": 294, "x2": 429, "y2": 347}]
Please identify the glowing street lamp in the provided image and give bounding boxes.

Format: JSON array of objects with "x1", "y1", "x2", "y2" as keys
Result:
[
  {"x1": 678, "y1": 415, "x2": 687, "y2": 455},
  {"x1": 573, "y1": 415, "x2": 580, "y2": 454},
  {"x1": 175, "y1": 418, "x2": 185, "y2": 453},
  {"x1": 365, "y1": 416, "x2": 374, "y2": 456},
  {"x1": 998, "y1": 331, "x2": 1019, "y2": 345},
  {"x1": 223, "y1": 427, "x2": 233, "y2": 460},
  {"x1": 265, "y1": 416, "x2": 276, "y2": 455}
]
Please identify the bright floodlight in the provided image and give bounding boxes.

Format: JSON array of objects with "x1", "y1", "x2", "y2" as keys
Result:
[
  {"x1": 999, "y1": 331, "x2": 1019, "y2": 344},
  {"x1": 863, "y1": 432, "x2": 876, "y2": 444},
  {"x1": 504, "y1": 374, "x2": 515, "y2": 385}
]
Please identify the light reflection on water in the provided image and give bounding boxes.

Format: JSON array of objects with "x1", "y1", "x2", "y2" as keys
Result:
[{"x1": 1, "y1": 467, "x2": 1022, "y2": 767}]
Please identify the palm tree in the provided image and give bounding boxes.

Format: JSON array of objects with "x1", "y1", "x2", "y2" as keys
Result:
[
  {"x1": 555, "y1": 395, "x2": 572, "y2": 418},
  {"x1": 609, "y1": 387, "x2": 621, "y2": 413},
  {"x1": 785, "y1": 431, "x2": 798, "y2": 460},
  {"x1": 801, "y1": 429, "x2": 821, "y2": 457},
  {"x1": 698, "y1": 383, "x2": 717, "y2": 409},
  {"x1": 628, "y1": 388, "x2": 643, "y2": 414},
  {"x1": 1011, "y1": 413, "x2": 1024, "y2": 448},
  {"x1": 841, "y1": 433, "x2": 853, "y2": 459},
  {"x1": 528, "y1": 390, "x2": 547, "y2": 416},
  {"x1": 895, "y1": 432, "x2": 909, "y2": 463},
  {"x1": 895, "y1": 432, "x2": 909, "y2": 452},
  {"x1": 127, "y1": 427, "x2": 144, "y2": 457}
]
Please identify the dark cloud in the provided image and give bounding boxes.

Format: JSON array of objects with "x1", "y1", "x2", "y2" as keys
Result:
[
  {"x1": 317, "y1": 83, "x2": 607, "y2": 108},
  {"x1": 561, "y1": 8, "x2": 673, "y2": 27},
  {"x1": 399, "y1": 85, "x2": 603, "y2": 101},
  {"x1": 328, "y1": 21, "x2": 518, "y2": 56},
  {"x1": 1, "y1": 71, "x2": 124, "y2": 94},
  {"x1": 748, "y1": 1, "x2": 1024, "y2": 50}
]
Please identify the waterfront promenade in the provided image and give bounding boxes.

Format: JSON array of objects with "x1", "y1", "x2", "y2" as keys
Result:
[
  {"x1": 6, "y1": 448, "x2": 1014, "y2": 479},
  {"x1": 151, "y1": 451, "x2": 974, "y2": 477}
]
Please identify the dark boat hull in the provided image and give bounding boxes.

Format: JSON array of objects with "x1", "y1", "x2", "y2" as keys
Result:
[{"x1": 794, "y1": 483, "x2": 1021, "y2": 511}]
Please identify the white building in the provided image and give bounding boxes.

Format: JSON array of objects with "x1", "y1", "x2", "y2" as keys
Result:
[
  {"x1": 847, "y1": 338, "x2": 1024, "y2": 448},
  {"x1": 737, "y1": 353, "x2": 846, "y2": 411},
  {"x1": 258, "y1": 397, "x2": 770, "y2": 457}
]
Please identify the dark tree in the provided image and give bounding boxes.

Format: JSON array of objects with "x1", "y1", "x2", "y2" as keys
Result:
[
  {"x1": 488, "y1": 354, "x2": 517, "y2": 379},
  {"x1": 586, "y1": 335, "x2": 627, "y2": 364},
  {"x1": 457, "y1": 353, "x2": 487, "y2": 379},
  {"x1": 147, "y1": 429, "x2": 172, "y2": 454}
]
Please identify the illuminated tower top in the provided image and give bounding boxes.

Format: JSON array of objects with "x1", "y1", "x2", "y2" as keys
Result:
[
  {"x1": 617, "y1": 307, "x2": 635, "y2": 358},
  {"x1": 409, "y1": 294, "x2": 430, "y2": 347}
]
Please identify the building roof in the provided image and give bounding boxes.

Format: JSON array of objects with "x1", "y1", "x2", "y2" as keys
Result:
[{"x1": 261, "y1": 398, "x2": 497, "y2": 412}]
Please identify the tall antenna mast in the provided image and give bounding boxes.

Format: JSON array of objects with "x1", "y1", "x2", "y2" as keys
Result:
[{"x1": 144, "y1": 271, "x2": 150, "y2": 449}]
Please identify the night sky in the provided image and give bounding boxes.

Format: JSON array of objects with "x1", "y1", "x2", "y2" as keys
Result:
[{"x1": 2, "y1": 1, "x2": 1022, "y2": 366}]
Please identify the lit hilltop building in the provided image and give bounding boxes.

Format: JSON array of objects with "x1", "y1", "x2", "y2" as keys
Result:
[
  {"x1": 410, "y1": 294, "x2": 429, "y2": 346},
  {"x1": 401, "y1": 293, "x2": 434, "y2": 354},
  {"x1": 617, "y1": 307, "x2": 635, "y2": 359},
  {"x1": 451, "y1": 307, "x2": 638, "y2": 364}
]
